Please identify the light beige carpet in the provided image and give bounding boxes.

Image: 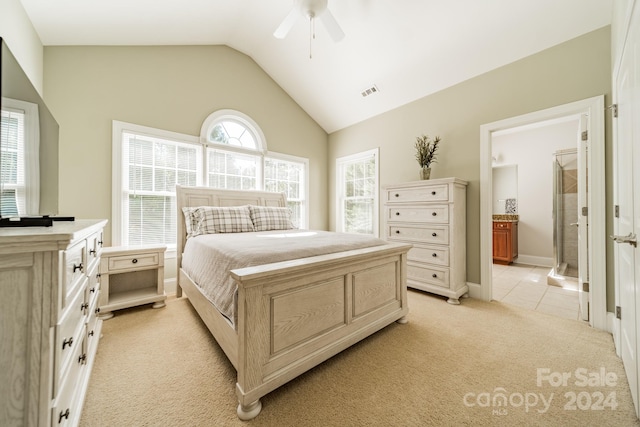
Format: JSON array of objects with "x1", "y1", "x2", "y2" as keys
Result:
[{"x1": 80, "y1": 291, "x2": 640, "y2": 427}]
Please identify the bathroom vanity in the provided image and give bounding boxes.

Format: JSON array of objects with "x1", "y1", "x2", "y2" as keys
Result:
[{"x1": 493, "y1": 215, "x2": 518, "y2": 264}]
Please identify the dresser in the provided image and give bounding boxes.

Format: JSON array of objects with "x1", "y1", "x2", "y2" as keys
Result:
[
  {"x1": 0, "y1": 219, "x2": 107, "y2": 427},
  {"x1": 384, "y1": 178, "x2": 468, "y2": 304}
]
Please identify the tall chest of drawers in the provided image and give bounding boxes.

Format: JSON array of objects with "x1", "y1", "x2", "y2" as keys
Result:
[
  {"x1": 384, "y1": 178, "x2": 468, "y2": 304},
  {"x1": 0, "y1": 219, "x2": 107, "y2": 427}
]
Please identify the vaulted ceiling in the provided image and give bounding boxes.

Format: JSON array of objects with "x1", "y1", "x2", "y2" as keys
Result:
[{"x1": 20, "y1": 0, "x2": 612, "y2": 133}]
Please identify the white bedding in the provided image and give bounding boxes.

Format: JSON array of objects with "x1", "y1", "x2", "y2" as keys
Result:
[{"x1": 181, "y1": 229, "x2": 387, "y2": 326}]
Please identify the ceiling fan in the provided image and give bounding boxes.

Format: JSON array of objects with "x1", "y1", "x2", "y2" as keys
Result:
[{"x1": 274, "y1": 0, "x2": 345, "y2": 43}]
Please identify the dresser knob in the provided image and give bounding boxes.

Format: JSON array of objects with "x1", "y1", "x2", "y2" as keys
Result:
[
  {"x1": 95, "y1": 307, "x2": 101, "y2": 314},
  {"x1": 432, "y1": 273, "x2": 438, "y2": 278},
  {"x1": 62, "y1": 337, "x2": 73, "y2": 350},
  {"x1": 431, "y1": 191, "x2": 436, "y2": 195},
  {"x1": 73, "y1": 263, "x2": 83, "y2": 273},
  {"x1": 90, "y1": 287, "x2": 96, "y2": 293},
  {"x1": 89, "y1": 330, "x2": 94, "y2": 337},
  {"x1": 432, "y1": 253, "x2": 437, "y2": 257},
  {"x1": 78, "y1": 353, "x2": 87, "y2": 364},
  {"x1": 132, "y1": 258, "x2": 138, "y2": 264},
  {"x1": 395, "y1": 230, "x2": 400, "y2": 234},
  {"x1": 98, "y1": 240, "x2": 103, "y2": 247},
  {"x1": 89, "y1": 249, "x2": 96, "y2": 256},
  {"x1": 81, "y1": 302, "x2": 89, "y2": 311},
  {"x1": 432, "y1": 212, "x2": 437, "y2": 216},
  {"x1": 395, "y1": 212, "x2": 400, "y2": 216},
  {"x1": 395, "y1": 193, "x2": 399, "y2": 197},
  {"x1": 432, "y1": 233, "x2": 437, "y2": 237}
]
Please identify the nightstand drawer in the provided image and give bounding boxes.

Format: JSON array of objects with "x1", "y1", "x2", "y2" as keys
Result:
[
  {"x1": 108, "y1": 252, "x2": 160, "y2": 272},
  {"x1": 387, "y1": 205, "x2": 449, "y2": 223},
  {"x1": 385, "y1": 184, "x2": 449, "y2": 203}
]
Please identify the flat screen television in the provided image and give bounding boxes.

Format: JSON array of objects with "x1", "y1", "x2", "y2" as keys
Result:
[{"x1": 0, "y1": 37, "x2": 59, "y2": 223}]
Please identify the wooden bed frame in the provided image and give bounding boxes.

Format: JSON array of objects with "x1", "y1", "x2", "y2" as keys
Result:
[{"x1": 176, "y1": 185, "x2": 411, "y2": 420}]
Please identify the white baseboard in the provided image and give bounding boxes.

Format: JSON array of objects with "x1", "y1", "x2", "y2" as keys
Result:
[
  {"x1": 513, "y1": 255, "x2": 553, "y2": 268},
  {"x1": 466, "y1": 281, "x2": 483, "y2": 300}
]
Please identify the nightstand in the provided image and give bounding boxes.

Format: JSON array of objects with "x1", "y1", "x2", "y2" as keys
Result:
[{"x1": 98, "y1": 244, "x2": 167, "y2": 319}]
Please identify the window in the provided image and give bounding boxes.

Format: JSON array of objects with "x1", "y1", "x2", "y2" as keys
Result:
[
  {"x1": 0, "y1": 98, "x2": 39, "y2": 217},
  {"x1": 336, "y1": 148, "x2": 379, "y2": 236},
  {"x1": 113, "y1": 111, "x2": 308, "y2": 251}
]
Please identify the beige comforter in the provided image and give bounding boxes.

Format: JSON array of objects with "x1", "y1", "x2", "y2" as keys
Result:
[{"x1": 181, "y1": 229, "x2": 387, "y2": 326}]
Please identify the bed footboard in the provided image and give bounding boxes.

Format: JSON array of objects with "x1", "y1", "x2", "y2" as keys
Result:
[{"x1": 230, "y1": 242, "x2": 410, "y2": 420}]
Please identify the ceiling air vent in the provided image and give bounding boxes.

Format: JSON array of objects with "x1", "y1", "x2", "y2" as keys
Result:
[{"x1": 361, "y1": 85, "x2": 379, "y2": 98}]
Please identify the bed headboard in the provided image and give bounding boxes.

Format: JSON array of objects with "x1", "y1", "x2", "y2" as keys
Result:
[{"x1": 175, "y1": 185, "x2": 287, "y2": 290}]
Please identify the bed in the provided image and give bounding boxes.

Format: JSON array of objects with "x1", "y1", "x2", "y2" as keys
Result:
[{"x1": 176, "y1": 185, "x2": 411, "y2": 420}]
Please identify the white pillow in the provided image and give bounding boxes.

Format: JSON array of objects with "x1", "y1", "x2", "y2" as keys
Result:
[{"x1": 249, "y1": 205, "x2": 296, "y2": 232}]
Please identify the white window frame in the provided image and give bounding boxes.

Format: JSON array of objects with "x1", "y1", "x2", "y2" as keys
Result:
[
  {"x1": 112, "y1": 120, "x2": 201, "y2": 256},
  {"x1": 265, "y1": 151, "x2": 310, "y2": 229},
  {"x1": 1, "y1": 98, "x2": 39, "y2": 216},
  {"x1": 336, "y1": 148, "x2": 379, "y2": 237}
]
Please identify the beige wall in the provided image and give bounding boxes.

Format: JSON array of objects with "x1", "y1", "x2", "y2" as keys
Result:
[
  {"x1": 43, "y1": 45, "x2": 328, "y2": 281},
  {"x1": 328, "y1": 27, "x2": 612, "y2": 293},
  {"x1": 0, "y1": 0, "x2": 44, "y2": 93}
]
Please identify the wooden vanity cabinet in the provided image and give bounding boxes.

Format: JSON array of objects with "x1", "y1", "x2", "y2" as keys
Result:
[{"x1": 493, "y1": 221, "x2": 518, "y2": 264}]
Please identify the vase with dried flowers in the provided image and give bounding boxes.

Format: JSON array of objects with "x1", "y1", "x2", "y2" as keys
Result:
[{"x1": 414, "y1": 134, "x2": 441, "y2": 180}]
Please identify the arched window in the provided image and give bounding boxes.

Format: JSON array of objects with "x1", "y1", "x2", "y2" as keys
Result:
[{"x1": 202, "y1": 109, "x2": 266, "y2": 152}]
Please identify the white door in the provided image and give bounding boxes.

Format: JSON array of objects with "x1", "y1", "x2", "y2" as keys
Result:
[
  {"x1": 613, "y1": 2, "x2": 639, "y2": 417},
  {"x1": 577, "y1": 114, "x2": 589, "y2": 321}
]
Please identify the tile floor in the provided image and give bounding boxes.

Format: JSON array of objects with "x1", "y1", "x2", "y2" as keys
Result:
[{"x1": 492, "y1": 263, "x2": 584, "y2": 321}]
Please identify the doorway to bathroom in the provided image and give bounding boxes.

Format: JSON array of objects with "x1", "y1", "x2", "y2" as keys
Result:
[{"x1": 479, "y1": 96, "x2": 606, "y2": 330}]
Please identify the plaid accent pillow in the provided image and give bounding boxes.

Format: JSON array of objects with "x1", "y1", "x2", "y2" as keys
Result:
[
  {"x1": 182, "y1": 207, "x2": 200, "y2": 238},
  {"x1": 249, "y1": 205, "x2": 296, "y2": 231},
  {"x1": 195, "y1": 205, "x2": 255, "y2": 234}
]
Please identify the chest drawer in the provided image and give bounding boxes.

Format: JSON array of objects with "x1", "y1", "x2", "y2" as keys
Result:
[
  {"x1": 62, "y1": 239, "x2": 86, "y2": 307},
  {"x1": 86, "y1": 230, "x2": 103, "y2": 271},
  {"x1": 385, "y1": 184, "x2": 449, "y2": 203},
  {"x1": 54, "y1": 284, "x2": 87, "y2": 395},
  {"x1": 387, "y1": 224, "x2": 449, "y2": 245},
  {"x1": 387, "y1": 205, "x2": 449, "y2": 224},
  {"x1": 52, "y1": 332, "x2": 86, "y2": 427},
  {"x1": 407, "y1": 263, "x2": 450, "y2": 289},
  {"x1": 408, "y1": 245, "x2": 449, "y2": 267},
  {"x1": 108, "y1": 251, "x2": 160, "y2": 272}
]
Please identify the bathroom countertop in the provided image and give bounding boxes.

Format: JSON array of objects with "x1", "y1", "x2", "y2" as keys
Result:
[{"x1": 492, "y1": 214, "x2": 519, "y2": 222}]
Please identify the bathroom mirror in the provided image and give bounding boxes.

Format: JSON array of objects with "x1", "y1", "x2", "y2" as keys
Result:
[{"x1": 492, "y1": 164, "x2": 518, "y2": 214}]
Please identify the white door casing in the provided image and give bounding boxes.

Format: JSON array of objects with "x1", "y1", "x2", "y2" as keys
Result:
[{"x1": 577, "y1": 114, "x2": 590, "y2": 321}]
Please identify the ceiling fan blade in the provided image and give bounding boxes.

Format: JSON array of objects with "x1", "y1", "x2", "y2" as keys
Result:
[
  {"x1": 320, "y1": 9, "x2": 345, "y2": 42},
  {"x1": 274, "y1": 8, "x2": 301, "y2": 39}
]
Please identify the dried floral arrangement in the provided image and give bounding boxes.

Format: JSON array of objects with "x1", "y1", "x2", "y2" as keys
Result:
[{"x1": 414, "y1": 135, "x2": 441, "y2": 167}]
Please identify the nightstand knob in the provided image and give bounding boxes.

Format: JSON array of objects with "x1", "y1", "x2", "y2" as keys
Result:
[
  {"x1": 432, "y1": 212, "x2": 437, "y2": 216},
  {"x1": 432, "y1": 233, "x2": 437, "y2": 237},
  {"x1": 132, "y1": 258, "x2": 138, "y2": 264},
  {"x1": 95, "y1": 307, "x2": 101, "y2": 314},
  {"x1": 62, "y1": 337, "x2": 73, "y2": 349},
  {"x1": 432, "y1": 273, "x2": 438, "y2": 278}
]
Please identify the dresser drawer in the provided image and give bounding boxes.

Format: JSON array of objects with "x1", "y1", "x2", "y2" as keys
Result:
[
  {"x1": 408, "y1": 245, "x2": 449, "y2": 267},
  {"x1": 407, "y1": 263, "x2": 450, "y2": 289},
  {"x1": 52, "y1": 332, "x2": 86, "y2": 427},
  {"x1": 385, "y1": 184, "x2": 449, "y2": 203},
  {"x1": 387, "y1": 205, "x2": 449, "y2": 224},
  {"x1": 54, "y1": 285, "x2": 86, "y2": 396},
  {"x1": 62, "y1": 239, "x2": 87, "y2": 307},
  {"x1": 108, "y1": 251, "x2": 160, "y2": 272},
  {"x1": 86, "y1": 262, "x2": 101, "y2": 308},
  {"x1": 387, "y1": 224, "x2": 449, "y2": 245},
  {"x1": 86, "y1": 230, "x2": 103, "y2": 272}
]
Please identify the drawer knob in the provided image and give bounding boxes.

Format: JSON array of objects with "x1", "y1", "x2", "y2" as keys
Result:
[
  {"x1": 90, "y1": 287, "x2": 96, "y2": 293},
  {"x1": 89, "y1": 330, "x2": 95, "y2": 337},
  {"x1": 431, "y1": 191, "x2": 436, "y2": 195},
  {"x1": 395, "y1": 212, "x2": 400, "y2": 216},
  {"x1": 89, "y1": 249, "x2": 96, "y2": 256},
  {"x1": 395, "y1": 230, "x2": 400, "y2": 234},
  {"x1": 59, "y1": 409, "x2": 70, "y2": 423},
  {"x1": 81, "y1": 302, "x2": 89, "y2": 312},
  {"x1": 432, "y1": 273, "x2": 438, "y2": 278},
  {"x1": 62, "y1": 337, "x2": 73, "y2": 350},
  {"x1": 432, "y1": 212, "x2": 437, "y2": 216},
  {"x1": 432, "y1": 253, "x2": 437, "y2": 257},
  {"x1": 78, "y1": 353, "x2": 87, "y2": 364},
  {"x1": 95, "y1": 307, "x2": 101, "y2": 314},
  {"x1": 73, "y1": 263, "x2": 83, "y2": 273},
  {"x1": 432, "y1": 233, "x2": 437, "y2": 237},
  {"x1": 98, "y1": 240, "x2": 103, "y2": 247},
  {"x1": 395, "y1": 193, "x2": 399, "y2": 197},
  {"x1": 132, "y1": 258, "x2": 138, "y2": 264}
]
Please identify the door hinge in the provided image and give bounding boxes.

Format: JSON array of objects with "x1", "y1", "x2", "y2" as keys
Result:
[
  {"x1": 608, "y1": 104, "x2": 618, "y2": 118},
  {"x1": 616, "y1": 306, "x2": 621, "y2": 319},
  {"x1": 615, "y1": 205, "x2": 620, "y2": 218},
  {"x1": 581, "y1": 130, "x2": 588, "y2": 141},
  {"x1": 582, "y1": 206, "x2": 588, "y2": 216},
  {"x1": 582, "y1": 282, "x2": 589, "y2": 292}
]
